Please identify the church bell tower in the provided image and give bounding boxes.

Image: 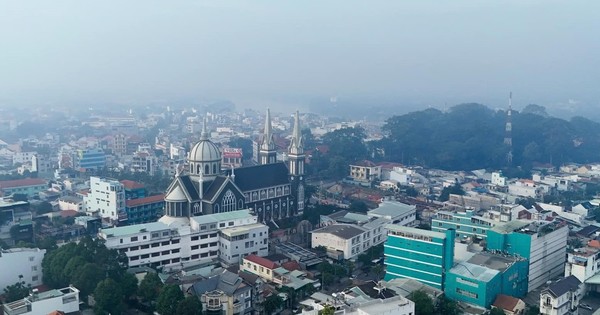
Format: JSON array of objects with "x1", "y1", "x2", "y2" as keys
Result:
[{"x1": 288, "y1": 110, "x2": 305, "y2": 215}]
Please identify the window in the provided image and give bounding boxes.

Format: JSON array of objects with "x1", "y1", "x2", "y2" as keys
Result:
[
  {"x1": 161, "y1": 241, "x2": 169, "y2": 246},
  {"x1": 29, "y1": 256, "x2": 34, "y2": 262},
  {"x1": 31, "y1": 266, "x2": 37, "y2": 271},
  {"x1": 172, "y1": 239, "x2": 180, "y2": 244},
  {"x1": 131, "y1": 236, "x2": 138, "y2": 242},
  {"x1": 141, "y1": 245, "x2": 149, "y2": 249},
  {"x1": 191, "y1": 245, "x2": 199, "y2": 250},
  {"x1": 220, "y1": 223, "x2": 225, "y2": 228},
  {"x1": 172, "y1": 249, "x2": 180, "y2": 254},
  {"x1": 228, "y1": 221, "x2": 234, "y2": 226},
  {"x1": 192, "y1": 236, "x2": 199, "y2": 241},
  {"x1": 162, "y1": 250, "x2": 170, "y2": 255},
  {"x1": 141, "y1": 254, "x2": 149, "y2": 259},
  {"x1": 222, "y1": 190, "x2": 236, "y2": 212},
  {"x1": 32, "y1": 275, "x2": 38, "y2": 282}
]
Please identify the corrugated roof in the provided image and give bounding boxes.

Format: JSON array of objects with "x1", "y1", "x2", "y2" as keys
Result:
[
  {"x1": 493, "y1": 294, "x2": 521, "y2": 311},
  {"x1": 0, "y1": 178, "x2": 46, "y2": 189},
  {"x1": 191, "y1": 209, "x2": 252, "y2": 225},
  {"x1": 126, "y1": 194, "x2": 165, "y2": 207},
  {"x1": 120, "y1": 180, "x2": 145, "y2": 190},
  {"x1": 245, "y1": 254, "x2": 278, "y2": 269},
  {"x1": 100, "y1": 221, "x2": 170, "y2": 237},
  {"x1": 312, "y1": 224, "x2": 366, "y2": 240},
  {"x1": 369, "y1": 201, "x2": 415, "y2": 217}
]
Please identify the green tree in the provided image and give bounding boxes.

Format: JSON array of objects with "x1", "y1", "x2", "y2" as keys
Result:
[
  {"x1": 319, "y1": 304, "x2": 336, "y2": 315},
  {"x1": 94, "y1": 278, "x2": 124, "y2": 315},
  {"x1": 71, "y1": 263, "x2": 104, "y2": 298},
  {"x1": 176, "y1": 296, "x2": 203, "y2": 315},
  {"x1": 371, "y1": 264, "x2": 384, "y2": 280},
  {"x1": 119, "y1": 272, "x2": 138, "y2": 299},
  {"x1": 156, "y1": 285, "x2": 184, "y2": 315},
  {"x1": 436, "y1": 295, "x2": 460, "y2": 315},
  {"x1": 138, "y1": 272, "x2": 163, "y2": 302},
  {"x1": 37, "y1": 237, "x2": 58, "y2": 251},
  {"x1": 33, "y1": 201, "x2": 53, "y2": 215},
  {"x1": 489, "y1": 308, "x2": 506, "y2": 315},
  {"x1": 3, "y1": 280, "x2": 30, "y2": 303},
  {"x1": 227, "y1": 137, "x2": 253, "y2": 160},
  {"x1": 262, "y1": 294, "x2": 284, "y2": 315},
  {"x1": 349, "y1": 200, "x2": 369, "y2": 213},
  {"x1": 439, "y1": 182, "x2": 465, "y2": 202},
  {"x1": 407, "y1": 290, "x2": 435, "y2": 315}
]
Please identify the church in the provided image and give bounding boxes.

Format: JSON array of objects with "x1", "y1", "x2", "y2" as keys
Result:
[{"x1": 163, "y1": 110, "x2": 306, "y2": 224}]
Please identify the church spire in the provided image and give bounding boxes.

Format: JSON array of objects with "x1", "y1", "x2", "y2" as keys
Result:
[
  {"x1": 289, "y1": 110, "x2": 303, "y2": 155},
  {"x1": 504, "y1": 92, "x2": 513, "y2": 165},
  {"x1": 259, "y1": 108, "x2": 277, "y2": 164},
  {"x1": 200, "y1": 115, "x2": 209, "y2": 140}
]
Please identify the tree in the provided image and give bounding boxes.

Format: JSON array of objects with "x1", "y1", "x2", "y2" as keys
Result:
[
  {"x1": 119, "y1": 272, "x2": 138, "y2": 299},
  {"x1": 94, "y1": 278, "x2": 124, "y2": 315},
  {"x1": 33, "y1": 201, "x2": 53, "y2": 215},
  {"x1": 3, "y1": 280, "x2": 30, "y2": 303},
  {"x1": 262, "y1": 294, "x2": 284, "y2": 315},
  {"x1": 156, "y1": 285, "x2": 184, "y2": 315},
  {"x1": 71, "y1": 263, "x2": 104, "y2": 298},
  {"x1": 407, "y1": 290, "x2": 435, "y2": 315},
  {"x1": 349, "y1": 200, "x2": 368, "y2": 213},
  {"x1": 436, "y1": 295, "x2": 460, "y2": 315},
  {"x1": 176, "y1": 296, "x2": 203, "y2": 315},
  {"x1": 319, "y1": 304, "x2": 336, "y2": 315},
  {"x1": 138, "y1": 272, "x2": 163, "y2": 302},
  {"x1": 489, "y1": 307, "x2": 506, "y2": 315},
  {"x1": 371, "y1": 264, "x2": 384, "y2": 280},
  {"x1": 12, "y1": 194, "x2": 28, "y2": 202},
  {"x1": 439, "y1": 182, "x2": 464, "y2": 202},
  {"x1": 227, "y1": 137, "x2": 253, "y2": 160}
]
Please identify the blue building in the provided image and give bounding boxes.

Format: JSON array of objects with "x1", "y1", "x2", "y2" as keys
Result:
[
  {"x1": 384, "y1": 224, "x2": 455, "y2": 290},
  {"x1": 445, "y1": 251, "x2": 528, "y2": 308},
  {"x1": 76, "y1": 148, "x2": 106, "y2": 171},
  {"x1": 431, "y1": 209, "x2": 497, "y2": 241}
]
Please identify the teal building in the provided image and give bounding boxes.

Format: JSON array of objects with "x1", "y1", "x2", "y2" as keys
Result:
[
  {"x1": 445, "y1": 252, "x2": 528, "y2": 308},
  {"x1": 384, "y1": 224, "x2": 455, "y2": 290},
  {"x1": 486, "y1": 220, "x2": 569, "y2": 292},
  {"x1": 431, "y1": 209, "x2": 496, "y2": 241}
]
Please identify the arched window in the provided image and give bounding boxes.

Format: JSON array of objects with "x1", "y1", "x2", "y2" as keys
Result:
[
  {"x1": 222, "y1": 190, "x2": 236, "y2": 212},
  {"x1": 194, "y1": 203, "x2": 201, "y2": 214},
  {"x1": 238, "y1": 199, "x2": 244, "y2": 209},
  {"x1": 214, "y1": 204, "x2": 220, "y2": 213},
  {"x1": 190, "y1": 164, "x2": 194, "y2": 173},
  {"x1": 213, "y1": 164, "x2": 217, "y2": 174},
  {"x1": 197, "y1": 164, "x2": 201, "y2": 174},
  {"x1": 205, "y1": 164, "x2": 210, "y2": 175}
]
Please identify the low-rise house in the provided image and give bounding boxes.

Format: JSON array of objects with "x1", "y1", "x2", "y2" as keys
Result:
[
  {"x1": 190, "y1": 270, "x2": 253, "y2": 315},
  {"x1": 0, "y1": 247, "x2": 45, "y2": 291},
  {"x1": 0, "y1": 178, "x2": 47, "y2": 198},
  {"x1": 2, "y1": 286, "x2": 80, "y2": 315},
  {"x1": 539, "y1": 275, "x2": 582, "y2": 315},
  {"x1": 492, "y1": 294, "x2": 526, "y2": 315}
]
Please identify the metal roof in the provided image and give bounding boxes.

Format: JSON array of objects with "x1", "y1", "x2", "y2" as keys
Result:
[{"x1": 191, "y1": 209, "x2": 253, "y2": 225}]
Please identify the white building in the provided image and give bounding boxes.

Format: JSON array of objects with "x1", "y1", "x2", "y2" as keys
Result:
[
  {"x1": 0, "y1": 248, "x2": 45, "y2": 291},
  {"x1": 491, "y1": 172, "x2": 507, "y2": 186},
  {"x1": 564, "y1": 246, "x2": 600, "y2": 294},
  {"x1": 508, "y1": 179, "x2": 544, "y2": 199},
  {"x1": 2, "y1": 286, "x2": 80, "y2": 315},
  {"x1": 84, "y1": 177, "x2": 125, "y2": 222},
  {"x1": 367, "y1": 201, "x2": 416, "y2": 226},
  {"x1": 12, "y1": 151, "x2": 37, "y2": 165},
  {"x1": 99, "y1": 209, "x2": 268, "y2": 269},
  {"x1": 311, "y1": 220, "x2": 387, "y2": 260},
  {"x1": 58, "y1": 196, "x2": 84, "y2": 212},
  {"x1": 539, "y1": 275, "x2": 582, "y2": 315},
  {"x1": 301, "y1": 294, "x2": 414, "y2": 315}
]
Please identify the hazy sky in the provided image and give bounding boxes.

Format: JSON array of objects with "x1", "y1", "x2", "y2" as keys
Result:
[{"x1": 1, "y1": 0, "x2": 599, "y2": 113}]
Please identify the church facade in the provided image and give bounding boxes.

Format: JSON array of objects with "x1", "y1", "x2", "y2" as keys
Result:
[{"x1": 163, "y1": 110, "x2": 306, "y2": 224}]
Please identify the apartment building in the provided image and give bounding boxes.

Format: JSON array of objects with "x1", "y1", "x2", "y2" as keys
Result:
[
  {"x1": 0, "y1": 248, "x2": 45, "y2": 291},
  {"x1": 83, "y1": 177, "x2": 125, "y2": 222}
]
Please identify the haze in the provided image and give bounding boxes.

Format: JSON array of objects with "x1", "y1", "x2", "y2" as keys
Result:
[{"x1": 1, "y1": 0, "x2": 599, "y2": 115}]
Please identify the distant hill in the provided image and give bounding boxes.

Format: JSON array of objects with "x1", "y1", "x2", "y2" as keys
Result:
[{"x1": 376, "y1": 103, "x2": 600, "y2": 171}]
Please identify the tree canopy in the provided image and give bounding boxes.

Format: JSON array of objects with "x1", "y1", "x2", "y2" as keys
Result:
[
  {"x1": 407, "y1": 290, "x2": 435, "y2": 315},
  {"x1": 378, "y1": 103, "x2": 600, "y2": 170},
  {"x1": 156, "y1": 285, "x2": 184, "y2": 315}
]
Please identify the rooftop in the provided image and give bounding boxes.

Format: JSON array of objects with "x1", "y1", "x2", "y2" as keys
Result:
[
  {"x1": 490, "y1": 220, "x2": 530, "y2": 234},
  {"x1": 100, "y1": 221, "x2": 170, "y2": 238},
  {"x1": 126, "y1": 194, "x2": 165, "y2": 207},
  {"x1": 220, "y1": 223, "x2": 266, "y2": 237},
  {"x1": 311, "y1": 224, "x2": 366, "y2": 240},
  {"x1": 386, "y1": 224, "x2": 448, "y2": 239},
  {"x1": 120, "y1": 180, "x2": 145, "y2": 190},
  {"x1": 0, "y1": 178, "x2": 46, "y2": 189},
  {"x1": 244, "y1": 254, "x2": 278, "y2": 269},
  {"x1": 467, "y1": 252, "x2": 519, "y2": 272},
  {"x1": 191, "y1": 209, "x2": 253, "y2": 225},
  {"x1": 450, "y1": 261, "x2": 499, "y2": 282},
  {"x1": 369, "y1": 201, "x2": 415, "y2": 217}
]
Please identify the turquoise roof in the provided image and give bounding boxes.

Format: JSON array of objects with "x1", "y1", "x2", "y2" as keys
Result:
[
  {"x1": 100, "y1": 221, "x2": 170, "y2": 237},
  {"x1": 191, "y1": 209, "x2": 252, "y2": 225},
  {"x1": 386, "y1": 224, "x2": 447, "y2": 239}
]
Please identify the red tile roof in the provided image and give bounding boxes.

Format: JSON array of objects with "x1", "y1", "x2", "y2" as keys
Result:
[
  {"x1": 282, "y1": 260, "x2": 301, "y2": 272},
  {"x1": 126, "y1": 194, "x2": 165, "y2": 207},
  {"x1": 60, "y1": 210, "x2": 79, "y2": 218},
  {"x1": 588, "y1": 240, "x2": 600, "y2": 249},
  {"x1": 120, "y1": 180, "x2": 145, "y2": 190},
  {"x1": 0, "y1": 178, "x2": 46, "y2": 189},
  {"x1": 244, "y1": 254, "x2": 278, "y2": 269},
  {"x1": 492, "y1": 294, "x2": 521, "y2": 311}
]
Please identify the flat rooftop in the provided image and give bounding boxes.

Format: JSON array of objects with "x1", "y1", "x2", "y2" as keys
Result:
[
  {"x1": 100, "y1": 221, "x2": 171, "y2": 237},
  {"x1": 312, "y1": 224, "x2": 366, "y2": 240},
  {"x1": 450, "y1": 261, "x2": 499, "y2": 282},
  {"x1": 386, "y1": 224, "x2": 447, "y2": 239},
  {"x1": 467, "y1": 252, "x2": 518, "y2": 272},
  {"x1": 220, "y1": 223, "x2": 266, "y2": 236},
  {"x1": 191, "y1": 209, "x2": 252, "y2": 225},
  {"x1": 369, "y1": 201, "x2": 415, "y2": 217}
]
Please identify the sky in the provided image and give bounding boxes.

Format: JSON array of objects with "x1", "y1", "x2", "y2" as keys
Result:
[{"x1": 1, "y1": 0, "x2": 599, "y2": 115}]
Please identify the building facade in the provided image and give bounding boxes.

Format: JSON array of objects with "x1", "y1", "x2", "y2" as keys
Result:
[
  {"x1": 432, "y1": 209, "x2": 496, "y2": 241},
  {"x1": 0, "y1": 248, "x2": 45, "y2": 291},
  {"x1": 124, "y1": 194, "x2": 165, "y2": 225},
  {"x1": 0, "y1": 178, "x2": 47, "y2": 198},
  {"x1": 76, "y1": 148, "x2": 106, "y2": 171},
  {"x1": 99, "y1": 210, "x2": 268, "y2": 269},
  {"x1": 487, "y1": 220, "x2": 569, "y2": 292},
  {"x1": 2, "y1": 286, "x2": 80, "y2": 315},
  {"x1": 84, "y1": 177, "x2": 126, "y2": 222},
  {"x1": 384, "y1": 225, "x2": 455, "y2": 290},
  {"x1": 539, "y1": 276, "x2": 582, "y2": 315}
]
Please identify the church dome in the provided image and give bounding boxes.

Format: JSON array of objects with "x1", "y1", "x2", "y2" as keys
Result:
[{"x1": 189, "y1": 139, "x2": 221, "y2": 163}]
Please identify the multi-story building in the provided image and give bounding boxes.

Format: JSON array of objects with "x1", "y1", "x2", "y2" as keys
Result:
[
  {"x1": 58, "y1": 196, "x2": 84, "y2": 212},
  {"x1": 487, "y1": 220, "x2": 569, "y2": 292},
  {"x1": 564, "y1": 245, "x2": 600, "y2": 294},
  {"x1": 2, "y1": 285, "x2": 80, "y2": 315},
  {"x1": 222, "y1": 148, "x2": 243, "y2": 168},
  {"x1": 311, "y1": 218, "x2": 388, "y2": 260},
  {"x1": 539, "y1": 275, "x2": 582, "y2": 315},
  {"x1": 445, "y1": 252, "x2": 528, "y2": 308},
  {"x1": 0, "y1": 248, "x2": 45, "y2": 291},
  {"x1": 192, "y1": 270, "x2": 253, "y2": 315},
  {"x1": 98, "y1": 209, "x2": 268, "y2": 269},
  {"x1": 75, "y1": 148, "x2": 106, "y2": 171},
  {"x1": 432, "y1": 209, "x2": 496, "y2": 241},
  {"x1": 83, "y1": 177, "x2": 126, "y2": 222},
  {"x1": 349, "y1": 160, "x2": 381, "y2": 182},
  {"x1": 124, "y1": 194, "x2": 165, "y2": 225},
  {"x1": 0, "y1": 178, "x2": 47, "y2": 198},
  {"x1": 367, "y1": 201, "x2": 416, "y2": 226},
  {"x1": 121, "y1": 180, "x2": 146, "y2": 200},
  {"x1": 384, "y1": 225, "x2": 455, "y2": 290}
]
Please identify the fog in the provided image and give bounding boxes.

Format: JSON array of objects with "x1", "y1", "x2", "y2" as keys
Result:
[{"x1": 1, "y1": 0, "x2": 599, "y2": 116}]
